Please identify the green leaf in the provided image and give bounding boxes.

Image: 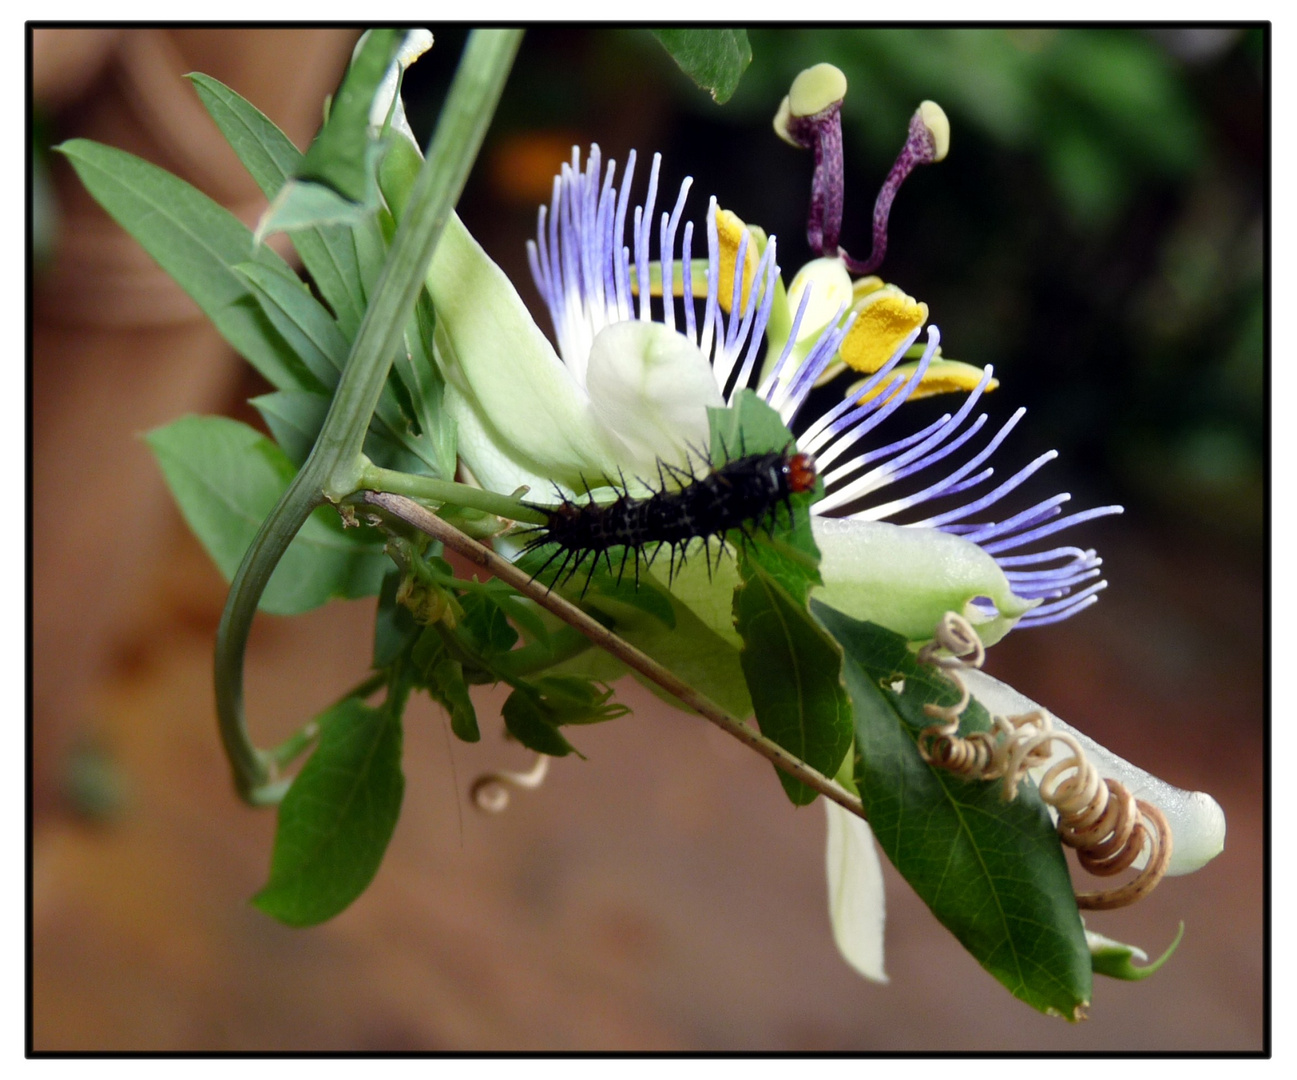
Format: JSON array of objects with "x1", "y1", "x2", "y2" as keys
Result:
[
  {"x1": 610, "y1": 587, "x2": 753, "y2": 720},
  {"x1": 253, "y1": 697, "x2": 404, "y2": 927},
  {"x1": 1088, "y1": 923, "x2": 1184, "y2": 981},
  {"x1": 458, "y1": 590, "x2": 520, "y2": 659},
  {"x1": 234, "y1": 260, "x2": 346, "y2": 389},
  {"x1": 57, "y1": 138, "x2": 314, "y2": 392},
  {"x1": 255, "y1": 27, "x2": 403, "y2": 240},
  {"x1": 147, "y1": 416, "x2": 388, "y2": 615},
  {"x1": 502, "y1": 686, "x2": 576, "y2": 757},
  {"x1": 394, "y1": 291, "x2": 455, "y2": 479},
  {"x1": 429, "y1": 658, "x2": 480, "y2": 742},
  {"x1": 708, "y1": 388, "x2": 796, "y2": 463},
  {"x1": 735, "y1": 560, "x2": 852, "y2": 805},
  {"x1": 251, "y1": 389, "x2": 331, "y2": 467},
  {"x1": 813, "y1": 602, "x2": 1092, "y2": 1018},
  {"x1": 257, "y1": 178, "x2": 381, "y2": 240},
  {"x1": 486, "y1": 590, "x2": 551, "y2": 648},
  {"x1": 189, "y1": 71, "x2": 370, "y2": 336},
  {"x1": 710, "y1": 389, "x2": 823, "y2": 599},
  {"x1": 233, "y1": 258, "x2": 439, "y2": 475},
  {"x1": 373, "y1": 569, "x2": 420, "y2": 669},
  {"x1": 299, "y1": 29, "x2": 402, "y2": 202},
  {"x1": 651, "y1": 29, "x2": 752, "y2": 104}
]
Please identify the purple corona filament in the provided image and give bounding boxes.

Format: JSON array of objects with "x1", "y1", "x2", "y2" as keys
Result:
[{"x1": 528, "y1": 145, "x2": 1120, "y2": 630}]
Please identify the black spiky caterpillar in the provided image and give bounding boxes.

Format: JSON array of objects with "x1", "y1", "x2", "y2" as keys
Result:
[{"x1": 521, "y1": 448, "x2": 819, "y2": 592}]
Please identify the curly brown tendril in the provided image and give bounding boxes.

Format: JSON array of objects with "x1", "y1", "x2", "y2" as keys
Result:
[
  {"x1": 470, "y1": 754, "x2": 550, "y2": 814},
  {"x1": 915, "y1": 612, "x2": 1172, "y2": 910}
]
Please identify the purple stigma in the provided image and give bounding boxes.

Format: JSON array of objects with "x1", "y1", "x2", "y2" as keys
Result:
[{"x1": 784, "y1": 96, "x2": 947, "y2": 275}]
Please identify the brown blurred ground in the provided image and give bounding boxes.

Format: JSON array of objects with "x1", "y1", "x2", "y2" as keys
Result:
[
  {"x1": 30, "y1": 507, "x2": 1263, "y2": 1051},
  {"x1": 31, "y1": 28, "x2": 359, "y2": 816},
  {"x1": 30, "y1": 27, "x2": 1264, "y2": 1053}
]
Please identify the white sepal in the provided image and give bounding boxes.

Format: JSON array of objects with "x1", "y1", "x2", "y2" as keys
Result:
[
  {"x1": 812, "y1": 517, "x2": 1036, "y2": 644},
  {"x1": 426, "y1": 214, "x2": 627, "y2": 491},
  {"x1": 825, "y1": 800, "x2": 888, "y2": 982},
  {"x1": 960, "y1": 668, "x2": 1226, "y2": 876}
]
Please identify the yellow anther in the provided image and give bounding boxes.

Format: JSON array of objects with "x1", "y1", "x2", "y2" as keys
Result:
[
  {"x1": 917, "y1": 100, "x2": 950, "y2": 162},
  {"x1": 850, "y1": 275, "x2": 886, "y2": 303},
  {"x1": 628, "y1": 219, "x2": 765, "y2": 307},
  {"x1": 714, "y1": 206, "x2": 760, "y2": 313},
  {"x1": 849, "y1": 357, "x2": 997, "y2": 405},
  {"x1": 839, "y1": 286, "x2": 929, "y2": 374}
]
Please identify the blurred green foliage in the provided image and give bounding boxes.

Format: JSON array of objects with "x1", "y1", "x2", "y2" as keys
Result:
[{"x1": 731, "y1": 28, "x2": 1205, "y2": 224}]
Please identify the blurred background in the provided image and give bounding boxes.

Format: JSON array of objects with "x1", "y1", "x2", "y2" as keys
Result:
[{"x1": 31, "y1": 27, "x2": 1265, "y2": 1051}]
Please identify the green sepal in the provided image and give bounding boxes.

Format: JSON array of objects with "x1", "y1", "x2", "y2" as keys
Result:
[
  {"x1": 813, "y1": 601, "x2": 1092, "y2": 1019},
  {"x1": 252, "y1": 697, "x2": 404, "y2": 927}
]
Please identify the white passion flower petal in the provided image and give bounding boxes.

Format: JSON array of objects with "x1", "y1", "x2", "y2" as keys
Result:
[
  {"x1": 959, "y1": 667, "x2": 1226, "y2": 876},
  {"x1": 584, "y1": 321, "x2": 724, "y2": 477},
  {"x1": 426, "y1": 214, "x2": 627, "y2": 491},
  {"x1": 825, "y1": 800, "x2": 888, "y2": 982},
  {"x1": 812, "y1": 516, "x2": 1036, "y2": 644}
]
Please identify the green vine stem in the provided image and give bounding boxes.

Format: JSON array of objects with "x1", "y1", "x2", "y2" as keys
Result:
[
  {"x1": 213, "y1": 29, "x2": 524, "y2": 805},
  {"x1": 359, "y1": 461, "x2": 550, "y2": 525},
  {"x1": 358, "y1": 490, "x2": 869, "y2": 821}
]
